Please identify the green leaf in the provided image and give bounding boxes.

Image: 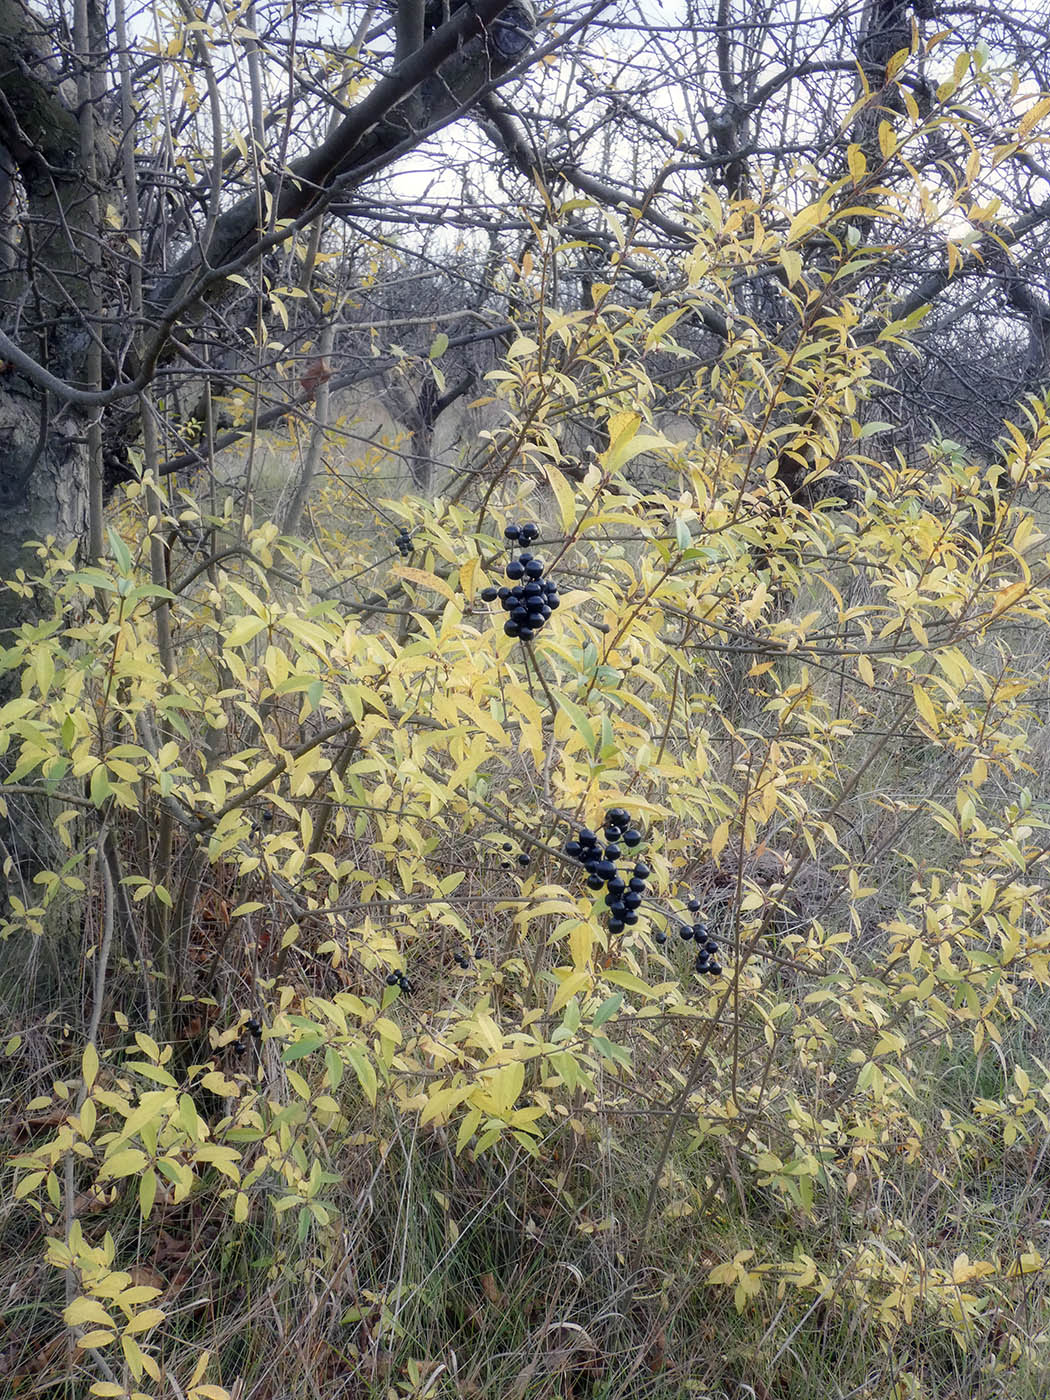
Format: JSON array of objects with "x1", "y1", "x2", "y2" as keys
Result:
[
  {"x1": 592, "y1": 992, "x2": 622, "y2": 1028},
  {"x1": 556, "y1": 695, "x2": 596, "y2": 754},
  {"x1": 108, "y1": 528, "x2": 132, "y2": 574},
  {"x1": 281, "y1": 1036, "x2": 324, "y2": 1063}
]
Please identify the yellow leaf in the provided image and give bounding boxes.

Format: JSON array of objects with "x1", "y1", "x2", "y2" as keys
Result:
[
  {"x1": 80, "y1": 1097, "x2": 96, "y2": 1140},
  {"x1": 569, "y1": 919, "x2": 592, "y2": 971},
  {"x1": 780, "y1": 249, "x2": 802, "y2": 286},
  {"x1": 786, "y1": 202, "x2": 826, "y2": 244},
  {"x1": 912, "y1": 684, "x2": 938, "y2": 733},
  {"x1": 878, "y1": 121, "x2": 896, "y2": 159},
  {"x1": 1019, "y1": 95, "x2": 1050, "y2": 140},
  {"x1": 552, "y1": 969, "x2": 590, "y2": 1014},
  {"x1": 393, "y1": 566, "x2": 455, "y2": 601},
  {"x1": 542, "y1": 458, "x2": 577, "y2": 535},
  {"x1": 76, "y1": 1329, "x2": 117, "y2": 1348},
  {"x1": 886, "y1": 46, "x2": 911, "y2": 80},
  {"x1": 846, "y1": 144, "x2": 867, "y2": 186},
  {"x1": 710, "y1": 820, "x2": 730, "y2": 862},
  {"x1": 990, "y1": 580, "x2": 1026, "y2": 617},
  {"x1": 98, "y1": 1148, "x2": 149, "y2": 1180},
  {"x1": 64, "y1": 1297, "x2": 115, "y2": 1330},
  {"x1": 82, "y1": 1043, "x2": 99, "y2": 1090},
  {"x1": 124, "y1": 1308, "x2": 166, "y2": 1333}
]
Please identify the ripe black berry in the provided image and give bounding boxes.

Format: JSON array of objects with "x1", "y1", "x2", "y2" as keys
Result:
[
  {"x1": 505, "y1": 525, "x2": 521, "y2": 540},
  {"x1": 633, "y1": 862, "x2": 651, "y2": 878},
  {"x1": 518, "y1": 551, "x2": 534, "y2": 564},
  {"x1": 247, "y1": 1018, "x2": 262, "y2": 1037},
  {"x1": 564, "y1": 840, "x2": 582, "y2": 858},
  {"x1": 654, "y1": 931, "x2": 667, "y2": 945},
  {"x1": 623, "y1": 912, "x2": 639, "y2": 925},
  {"x1": 517, "y1": 853, "x2": 530, "y2": 866},
  {"x1": 629, "y1": 877, "x2": 647, "y2": 892},
  {"x1": 623, "y1": 829, "x2": 643, "y2": 847},
  {"x1": 608, "y1": 919, "x2": 625, "y2": 934},
  {"x1": 687, "y1": 899, "x2": 701, "y2": 912},
  {"x1": 504, "y1": 620, "x2": 521, "y2": 637},
  {"x1": 525, "y1": 559, "x2": 545, "y2": 578},
  {"x1": 695, "y1": 954, "x2": 709, "y2": 973},
  {"x1": 519, "y1": 627, "x2": 536, "y2": 641},
  {"x1": 623, "y1": 892, "x2": 642, "y2": 910},
  {"x1": 705, "y1": 939, "x2": 719, "y2": 954},
  {"x1": 604, "y1": 843, "x2": 622, "y2": 859},
  {"x1": 386, "y1": 972, "x2": 400, "y2": 986},
  {"x1": 480, "y1": 586, "x2": 499, "y2": 602},
  {"x1": 679, "y1": 924, "x2": 693, "y2": 939},
  {"x1": 506, "y1": 561, "x2": 524, "y2": 580},
  {"x1": 578, "y1": 829, "x2": 596, "y2": 845},
  {"x1": 596, "y1": 859, "x2": 617, "y2": 880},
  {"x1": 607, "y1": 877, "x2": 625, "y2": 896},
  {"x1": 520, "y1": 523, "x2": 540, "y2": 542},
  {"x1": 401, "y1": 979, "x2": 415, "y2": 994},
  {"x1": 586, "y1": 875, "x2": 605, "y2": 891}
]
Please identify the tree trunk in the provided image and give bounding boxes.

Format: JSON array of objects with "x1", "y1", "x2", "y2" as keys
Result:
[{"x1": 0, "y1": 388, "x2": 89, "y2": 615}]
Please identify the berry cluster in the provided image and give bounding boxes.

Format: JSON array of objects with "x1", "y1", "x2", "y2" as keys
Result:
[
  {"x1": 231, "y1": 1016, "x2": 263, "y2": 1055},
  {"x1": 679, "y1": 898, "x2": 722, "y2": 976},
  {"x1": 395, "y1": 527, "x2": 413, "y2": 558},
  {"x1": 564, "y1": 807, "x2": 649, "y2": 937},
  {"x1": 479, "y1": 523, "x2": 560, "y2": 642},
  {"x1": 385, "y1": 968, "x2": 415, "y2": 994},
  {"x1": 453, "y1": 948, "x2": 473, "y2": 969}
]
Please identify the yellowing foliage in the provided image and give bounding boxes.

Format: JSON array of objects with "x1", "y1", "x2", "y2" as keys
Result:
[{"x1": 7, "y1": 139, "x2": 1050, "y2": 1396}]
